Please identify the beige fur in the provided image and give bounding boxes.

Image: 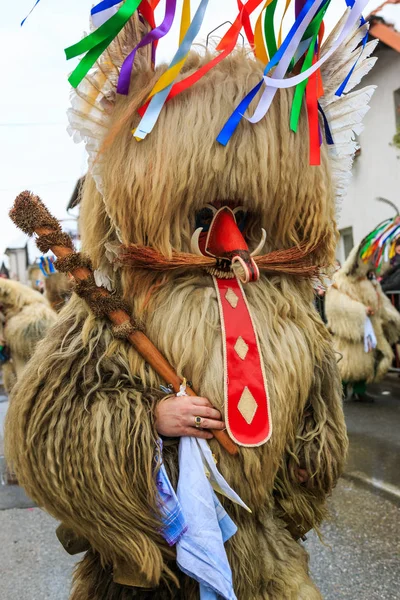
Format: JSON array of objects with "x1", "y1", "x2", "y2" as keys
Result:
[
  {"x1": 325, "y1": 246, "x2": 400, "y2": 383},
  {"x1": 0, "y1": 279, "x2": 56, "y2": 392},
  {"x1": 6, "y1": 47, "x2": 347, "y2": 600}
]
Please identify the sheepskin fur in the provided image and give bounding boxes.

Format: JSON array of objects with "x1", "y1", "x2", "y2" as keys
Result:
[
  {"x1": 6, "y1": 45, "x2": 347, "y2": 599},
  {"x1": 0, "y1": 278, "x2": 56, "y2": 393},
  {"x1": 325, "y1": 246, "x2": 400, "y2": 383}
]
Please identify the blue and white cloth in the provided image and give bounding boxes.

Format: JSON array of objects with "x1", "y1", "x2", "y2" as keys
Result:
[
  {"x1": 156, "y1": 463, "x2": 188, "y2": 547},
  {"x1": 156, "y1": 436, "x2": 249, "y2": 600},
  {"x1": 364, "y1": 316, "x2": 377, "y2": 353}
]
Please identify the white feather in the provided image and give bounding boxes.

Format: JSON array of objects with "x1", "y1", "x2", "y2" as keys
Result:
[{"x1": 321, "y1": 21, "x2": 378, "y2": 207}]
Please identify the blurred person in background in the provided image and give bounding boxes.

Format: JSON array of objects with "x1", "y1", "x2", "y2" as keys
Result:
[
  {"x1": 381, "y1": 238, "x2": 400, "y2": 310},
  {"x1": 0, "y1": 279, "x2": 56, "y2": 393},
  {"x1": 315, "y1": 260, "x2": 341, "y2": 323},
  {"x1": 325, "y1": 246, "x2": 400, "y2": 402}
]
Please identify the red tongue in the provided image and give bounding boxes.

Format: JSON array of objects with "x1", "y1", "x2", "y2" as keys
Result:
[{"x1": 205, "y1": 207, "x2": 249, "y2": 258}]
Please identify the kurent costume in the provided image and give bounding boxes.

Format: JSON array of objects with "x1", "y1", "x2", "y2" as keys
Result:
[
  {"x1": 6, "y1": 1, "x2": 377, "y2": 599},
  {"x1": 325, "y1": 245, "x2": 400, "y2": 387},
  {"x1": 0, "y1": 279, "x2": 56, "y2": 393}
]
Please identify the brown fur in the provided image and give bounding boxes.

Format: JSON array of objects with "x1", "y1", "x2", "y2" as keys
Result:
[{"x1": 6, "y1": 43, "x2": 347, "y2": 599}]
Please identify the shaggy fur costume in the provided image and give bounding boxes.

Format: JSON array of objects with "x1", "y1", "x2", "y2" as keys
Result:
[
  {"x1": 325, "y1": 247, "x2": 400, "y2": 383},
  {"x1": 0, "y1": 279, "x2": 56, "y2": 393},
  {"x1": 6, "y1": 43, "x2": 349, "y2": 599}
]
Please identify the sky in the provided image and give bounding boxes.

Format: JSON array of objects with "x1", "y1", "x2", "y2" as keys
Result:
[{"x1": 0, "y1": 0, "x2": 384, "y2": 261}]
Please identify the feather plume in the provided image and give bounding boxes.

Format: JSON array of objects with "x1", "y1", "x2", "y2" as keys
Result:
[
  {"x1": 321, "y1": 20, "x2": 378, "y2": 207},
  {"x1": 67, "y1": 11, "x2": 151, "y2": 195}
]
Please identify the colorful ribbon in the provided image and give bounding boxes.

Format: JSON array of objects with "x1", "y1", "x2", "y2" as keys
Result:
[
  {"x1": 41, "y1": 0, "x2": 373, "y2": 164},
  {"x1": 217, "y1": 0, "x2": 325, "y2": 146},
  {"x1": 21, "y1": 0, "x2": 42, "y2": 26},
  {"x1": 217, "y1": 0, "x2": 369, "y2": 146},
  {"x1": 360, "y1": 217, "x2": 400, "y2": 271},
  {"x1": 290, "y1": 2, "x2": 329, "y2": 133},
  {"x1": 336, "y1": 0, "x2": 368, "y2": 96},
  {"x1": 65, "y1": 0, "x2": 144, "y2": 89},
  {"x1": 137, "y1": 0, "x2": 266, "y2": 121},
  {"x1": 254, "y1": 2, "x2": 272, "y2": 65},
  {"x1": 180, "y1": 0, "x2": 191, "y2": 44},
  {"x1": 133, "y1": 0, "x2": 211, "y2": 140},
  {"x1": 117, "y1": 0, "x2": 177, "y2": 95},
  {"x1": 91, "y1": 0, "x2": 122, "y2": 28}
]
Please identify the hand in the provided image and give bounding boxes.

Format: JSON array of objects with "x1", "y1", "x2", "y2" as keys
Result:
[
  {"x1": 366, "y1": 306, "x2": 375, "y2": 316},
  {"x1": 294, "y1": 466, "x2": 310, "y2": 485},
  {"x1": 155, "y1": 395, "x2": 225, "y2": 440}
]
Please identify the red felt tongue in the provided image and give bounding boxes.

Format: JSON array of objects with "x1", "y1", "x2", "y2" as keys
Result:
[{"x1": 206, "y1": 207, "x2": 249, "y2": 258}]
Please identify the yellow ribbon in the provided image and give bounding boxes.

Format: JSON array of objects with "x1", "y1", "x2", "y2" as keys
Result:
[
  {"x1": 277, "y1": 0, "x2": 292, "y2": 47},
  {"x1": 180, "y1": 0, "x2": 191, "y2": 44},
  {"x1": 144, "y1": 0, "x2": 192, "y2": 102},
  {"x1": 254, "y1": 1, "x2": 273, "y2": 65}
]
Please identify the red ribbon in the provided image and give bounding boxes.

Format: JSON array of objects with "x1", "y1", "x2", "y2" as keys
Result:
[
  {"x1": 138, "y1": 0, "x2": 265, "y2": 117},
  {"x1": 306, "y1": 58, "x2": 320, "y2": 166}
]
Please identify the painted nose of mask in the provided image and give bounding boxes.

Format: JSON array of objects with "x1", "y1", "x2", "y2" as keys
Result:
[{"x1": 205, "y1": 207, "x2": 260, "y2": 283}]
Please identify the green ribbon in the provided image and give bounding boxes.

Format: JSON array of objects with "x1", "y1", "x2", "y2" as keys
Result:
[
  {"x1": 264, "y1": 0, "x2": 278, "y2": 61},
  {"x1": 360, "y1": 220, "x2": 392, "y2": 256},
  {"x1": 65, "y1": 0, "x2": 142, "y2": 88},
  {"x1": 289, "y1": 2, "x2": 330, "y2": 133}
]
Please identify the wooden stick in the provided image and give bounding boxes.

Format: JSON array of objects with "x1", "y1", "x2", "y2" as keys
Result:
[{"x1": 10, "y1": 192, "x2": 238, "y2": 456}]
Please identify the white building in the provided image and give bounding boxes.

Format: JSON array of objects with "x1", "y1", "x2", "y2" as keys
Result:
[
  {"x1": 4, "y1": 236, "x2": 30, "y2": 285},
  {"x1": 336, "y1": 2, "x2": 400, "y2": 263}
]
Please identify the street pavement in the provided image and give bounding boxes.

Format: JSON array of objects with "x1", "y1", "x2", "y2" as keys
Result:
[{"x1": 0, "y1": 374, "x2": 399, "y2": 599}]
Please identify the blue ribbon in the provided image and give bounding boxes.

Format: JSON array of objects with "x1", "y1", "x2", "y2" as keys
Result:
[
  {"x1": 134, "y1": 0, "x2": 210, "y2": 140},
  {"x1": 217, "y1": 0, "x2": 328, "y2": 146},
  {"x1": 336, "y1": 4, "x2": 368, "y2": 96},
  {"x1": 91, "y1": 0, "x2": 122, "y2": 16},
  {"x1": 318, "y1": 103, "x2": 334, "y2": 145},
  {"x1": 21, "y1": 0, "x2": 41, "y2": 26}
]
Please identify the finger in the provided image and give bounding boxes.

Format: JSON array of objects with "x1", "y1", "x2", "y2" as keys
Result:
[
  {"x1": 189, "y1": 405, "x2": 222, "y2": 421},
  {"x1": 189, "y1": 417, "x2": 226, "y2": 430},
  {"x1": 296, "y1": 469, "x2": 309, "y2": 484},
  {"x1": 191, "y1": 396, "x2": 215, "y2": 408},
  {"x1": 184, "y1": 428, "x2": 214, "y2": 440}
]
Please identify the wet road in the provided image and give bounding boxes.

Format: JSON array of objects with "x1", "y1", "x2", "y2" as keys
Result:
[
  {"x1": 344, "y1": 374, "x2": 400, "y2": 496},
  {"x1": 306, "y1": 478, "x2": 400, "y2": 600}
]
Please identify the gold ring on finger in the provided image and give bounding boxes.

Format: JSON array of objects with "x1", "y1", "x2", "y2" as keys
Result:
[{"x1": 194, "y1": 416, "x2": 203, "y2": 428}]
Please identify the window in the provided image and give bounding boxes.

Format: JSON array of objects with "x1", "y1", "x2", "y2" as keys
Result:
[
  {"x1": 340, "y1": 227, "x2": 354, "y2": 261},
  {"x1": 394, "y1": 88, "x2": 400, "y2": 128}
]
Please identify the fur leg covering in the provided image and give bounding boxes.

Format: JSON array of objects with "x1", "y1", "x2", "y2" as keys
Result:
[
  {"x1": 71, "y1": 551, "x2": 192, "y2": 600},
  {"x1": 225, "y1": 507, "x2": 322, "y2": 599}
]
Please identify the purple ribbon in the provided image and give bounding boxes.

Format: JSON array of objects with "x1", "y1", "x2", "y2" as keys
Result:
[
  {"x1": 117, "y1": 0, "x2": 177, "y2": 95},
  {"x1": 295, "y1": 0, "x2": 307, "y2": 18}
]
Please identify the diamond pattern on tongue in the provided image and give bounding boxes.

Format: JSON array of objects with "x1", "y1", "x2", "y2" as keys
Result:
[
  {"x1": 225, "y1": 287, "x2": 239, "y2": 308},
  {"x1": 234, "y1": 337, "x2": 249, "y2": 360},
  {"x1": 238, "y1": 387, "x2": 258, "y2": 425}
]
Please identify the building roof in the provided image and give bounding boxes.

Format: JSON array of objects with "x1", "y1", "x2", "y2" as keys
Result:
[
  {"x1": 368, "y1": 1, "x2": 400, "y2": 52},
  {"x1": 4, "y1": 234, "x2": 28, "y2": 252}
]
